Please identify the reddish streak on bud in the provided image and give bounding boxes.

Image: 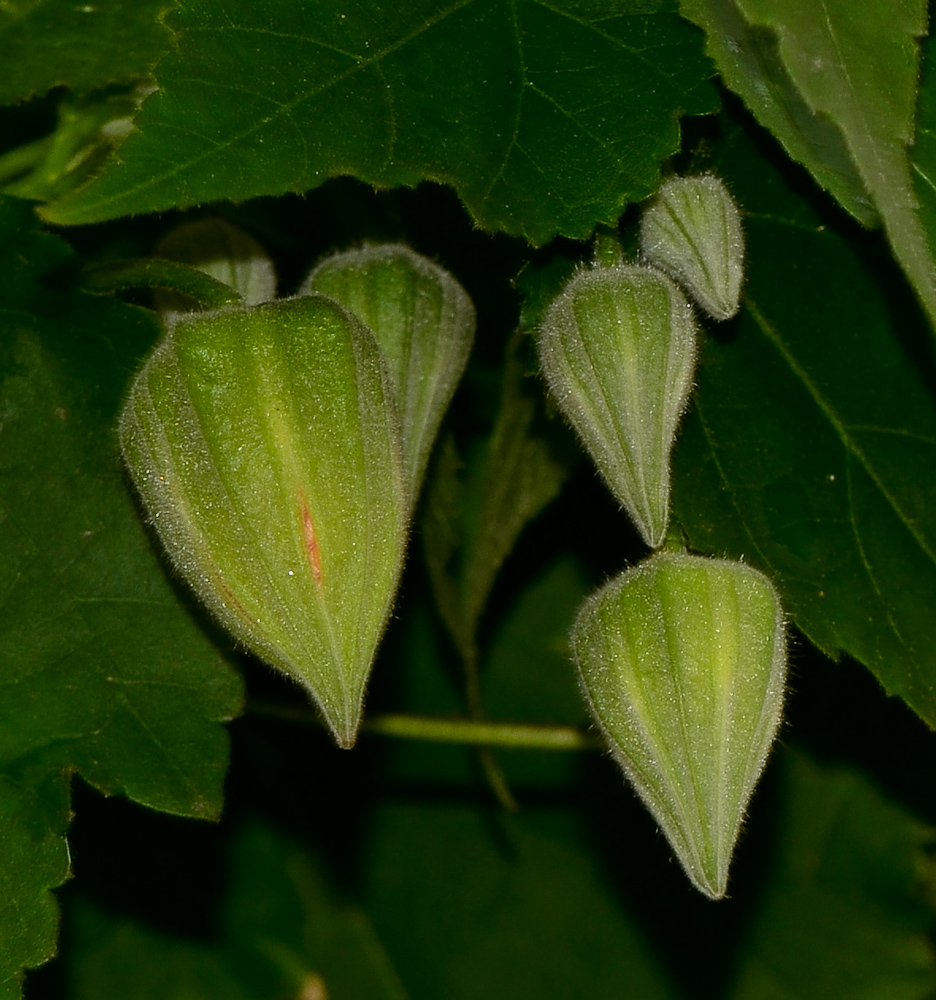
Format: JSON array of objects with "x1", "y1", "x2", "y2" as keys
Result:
[
  {"x1": 217, "y1": 573, "x2": 252, "y2": 625},
  {"x1": 300, "y1": 493, "x2": 323, "y2": 586}
]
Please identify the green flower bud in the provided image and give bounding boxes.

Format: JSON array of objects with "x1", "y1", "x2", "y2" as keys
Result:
[
  {"x1": 301, "y1": 244, "x2": 475, "y2": 502},
  {"x1": 537, "y1": 265, "x2": 696, "y2": 549},
  {"x1": 639, "y1": 174, "x2": 744, "y2": 321},
  {"x1": 154, "y1": 219, "x2": 277, "y2": 317},
  {"x1": 572, "y1": 551, "x2": 786, "y2": 899},
  {"x1": 119, "y1": 296, "x2": 408, "y2": 748}
]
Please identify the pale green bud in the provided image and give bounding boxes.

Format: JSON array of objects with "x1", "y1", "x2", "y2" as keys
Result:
[
  {"x1": 301, "y1": 244, "x2": 475, "y2": 501},
  {"x1": 640, "y1": 175, "x2": 744, "y2": 321},
  {"x1": 154, "y1": 219, "x2": 277, "y2": 317},
  {"x1": 119, "y1": 296, "x2": 408, "y2": 748},
  {"x1": 573, "y1": 551, "x2": 786, "y2": 899},
  {"x1": 537, "y1": 265, "x2": 696, "y2": 549}
]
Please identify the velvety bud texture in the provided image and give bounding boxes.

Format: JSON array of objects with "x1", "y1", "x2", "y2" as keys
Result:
[
  {"x1": 572, "y1": 551, "x2": 786, "y2": 899},
  {"x1": 302, "y1": 243, "x2": 475, "y2": 503},
  {"x1": 537, "y1": 265, "x2": 697, "y2": 548},
  {"x1": 640, "y1": 174, "x2": 745, "y2": 321},
  {"x1": 120, "y1": 295, "x2": 408, "y2": 747}
]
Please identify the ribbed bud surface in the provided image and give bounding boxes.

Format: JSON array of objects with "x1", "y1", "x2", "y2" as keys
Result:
[
  {"x1": 120, "y1": 295, "x2": 408, "y2": 747},
  {"x1": 302, "y1": 243, "x2": 474, "y2": 502},
  {"x1": 640, "y1": 174, "x2": 744, "y2": 321},
  {"x1": 537, "y1": 265, "x2": 696, "y2": 548},
  {"x1": 573, "y1": 551, "x2": 786, "y2": 899}
]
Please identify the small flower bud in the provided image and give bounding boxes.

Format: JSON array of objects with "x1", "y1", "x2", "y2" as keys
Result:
[
  {"x1": 572, "y1": 551, "x2": 786, "y2": 899},
  {"x1": 119, "y1": 296, "x2": 408, "y2": 748},
  {"x1": 640, "y1": 174, "x2": 744, "y2": 320},
  {"x1": 153, "y1": 219, "x2": 277, "y2": 318},
  {"x1": 537, "y1": 265, "x2": 696, "y2": 549},
  {"x1": 301, "y1": 244, "x2": 474, "y2": 502}
]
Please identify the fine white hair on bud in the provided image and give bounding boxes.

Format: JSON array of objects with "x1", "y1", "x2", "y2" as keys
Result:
[
  {"x1": 640, "y1": 174, "x2": 745, "y2": 321},
  {"x1": 300, "y1": 243, "x2": 475, "y2": 506},
  {"x1": 572, "y1": 550, "x2": 787, "y2": 900},
  {"x1": 537, "y1": 264, "x2": 697, "y2": 549},
  {"x1": 119, "y1": 295, "x2": 408, "y2": 748}
]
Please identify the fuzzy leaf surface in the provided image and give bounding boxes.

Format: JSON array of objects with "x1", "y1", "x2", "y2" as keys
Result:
[
  {"x1": 42, "y1": 0, "x2": 717, "y2": 241},
  {"x1": 672, "y1": 116, "x2": 936, "y2": 725},
  {"x1": 0, "y1": 0, "x2": 175, "y2": 104},
  {"x1": 0, "y1": 196, "x2": 242, "y2": 991}
]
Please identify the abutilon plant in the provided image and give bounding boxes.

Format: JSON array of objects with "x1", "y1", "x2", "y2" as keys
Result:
[
  {"x1": 572, "y1": 550, "x2": 787, "y2": 899},
  {"x1": 301, "y1": 242, "x2": 476, "y2": 503},
  {"x1": 537, "y1": 263, "x2": 697, "y2": 549},
  {"x1": 120, "y1": 294, "x2": 409, "y2": 748},
  {"x1": 640, "y1": 174, "x2": 745, "y2": 321}
]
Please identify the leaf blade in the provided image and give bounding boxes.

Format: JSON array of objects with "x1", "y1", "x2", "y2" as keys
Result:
[{"x1": 42, "y1": 0, "x2": 717, "y2": 242}]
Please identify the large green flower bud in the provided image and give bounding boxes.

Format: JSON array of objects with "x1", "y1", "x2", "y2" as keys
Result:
[
  {"x1": 537, "y1": 265, "x2": 696, "y2": 549},
  {"x1": 119, "y1": 296, "x2": 408, "y2": 747},
  {"x1": 640, "y1": 175, "x2": 744, "y2": 321},
  {"x1": 301, "y1": 244, "x2": 474, "y2": 502},
  {"x1": 573, "y1": 551, "x2": 786, "y2": 899}
]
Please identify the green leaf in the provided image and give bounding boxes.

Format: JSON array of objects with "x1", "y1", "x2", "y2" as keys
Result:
[
  {"x1": 680, "y1": 0, "x2": 936, "y2": 332},
  {"x1": 0, "y1": 196, "x2": 242, "y2": 989},
  {"x1": 910, "y1": 29, "x2": 936, "y2": 281},
  {"x1": 0, "y1": 0, "x2": 175, "y2": 104},
  {"x1": 81, "y1": 256, "x2": 245, "y2": 309},
  {"x1": 422, "y1": 333, "x2": 572, "y2": 664},
  {"x1": 67, "y1": 822, "x2": 408, "y2": 1000},
  {"x1": 223, "y1": 823, "x2": 408, "y2": 1000},
  {"x1": 0, "y1": 775, "x2": 70, "y2": 998},
  {"x1": 67, "y1": 904, "x2": 252, "y2": 1000},
  {"x1": 671, "y1": 115, "x2": 936, "y2": 725},
  {"x1": 42, "y1": 0, "x2": 717, "y2": 242},
  {"x1": 362, "y1": 802, "x2": 679, "y2": 999},
  {"x1": 729, "y1": 750, "x2": 936, "y2": 1000}
]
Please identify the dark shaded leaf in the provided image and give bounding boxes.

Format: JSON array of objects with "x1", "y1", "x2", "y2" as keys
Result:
[
  {"x1": 66, "y1": 822, "x2": 408, "y2": 1000},
  {"x1": 0, "y1": 196, "x2": 242, "y2": 991},
  {"x1": 362, "y1": 802, "x2": 679, "y2": 1000},
  {"x1": 423, "y1": 333, "x2": 572, "y2": 664},
  {"x1": 671, "y1": 115, "x2": 936, "y2": 726},
  {"x1": 729, "y1": 750, "x2": 936, "y2": 1000}
]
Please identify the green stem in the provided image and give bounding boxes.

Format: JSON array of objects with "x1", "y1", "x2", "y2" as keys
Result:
[
  {"x1": 0, "y1": 137, "x2": 52, "y2": 187},
  {"x1": 248, "y1": 701, "x2": 600, "y2": 751},
  {"x1": 592, "y1": 224, "x2": 624, "y2": 267}
]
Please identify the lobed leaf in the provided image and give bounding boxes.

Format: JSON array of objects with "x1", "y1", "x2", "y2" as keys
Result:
[
  {"x1": 0, "y1": 196, "x2": 242, "y2": 991},
  {"x1": 672, "y1": 115, "x2": 936, "y2": 726},
  {"x1": 42, "y1": 0, "x2": 717, "y2": 242}
]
